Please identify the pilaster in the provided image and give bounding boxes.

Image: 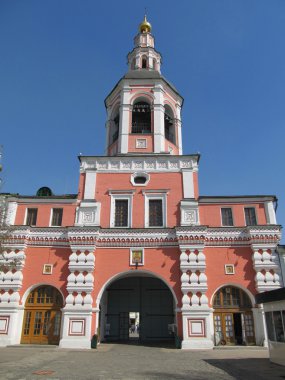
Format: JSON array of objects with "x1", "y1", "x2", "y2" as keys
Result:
[
  {"x1": 59, "y1": 246, "x2": 95, "y2": 349},
  {"x1": 179, "y1": 244, "x2": 214, "y2": 349},
  {"x1": 0, "y1": 246, "x2": 26, "y2": 346}
]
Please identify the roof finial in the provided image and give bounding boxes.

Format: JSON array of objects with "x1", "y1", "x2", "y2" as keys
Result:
[{"x1": 139, "y1": 11, "x2": 152, "y2": 34}]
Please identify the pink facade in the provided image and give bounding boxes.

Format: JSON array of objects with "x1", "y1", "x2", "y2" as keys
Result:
[{"x1": 0, "y1": 16, "x2": 283, "y2": 349}]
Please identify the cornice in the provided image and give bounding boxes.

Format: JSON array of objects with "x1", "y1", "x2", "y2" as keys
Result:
[
  {"x1": 0, "y1": 225, "x2": 281, "y2": 248},
  {"x1": 79, "y1": 155, "x2": 199, "y2": 173}
]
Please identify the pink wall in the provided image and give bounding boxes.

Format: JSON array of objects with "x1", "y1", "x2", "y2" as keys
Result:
[
  {"x1": 15, "y1": 203, "x2": 77, "y2": 227},
  {"x1": 199, "y1": 203, "x2": 267, "y2": 227},
  {"x1": 95, "y1": 172, "x2": 183, "y2": 228},
  {"x1": 205, "y1": 246, "x2": 257, "y2": 304},
  {"x1": 20, "y1": 247, "x2": 71, "y2": 305}
]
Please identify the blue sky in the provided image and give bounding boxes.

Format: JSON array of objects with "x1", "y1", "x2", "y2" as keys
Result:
[{"x1": 0, "y1": 1, "x2": 284, "y2": 238}]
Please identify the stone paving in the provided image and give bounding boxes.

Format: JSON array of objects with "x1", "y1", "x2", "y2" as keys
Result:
[{"x1": 0, "y1": 344, "x2": 284, "y2": 380}]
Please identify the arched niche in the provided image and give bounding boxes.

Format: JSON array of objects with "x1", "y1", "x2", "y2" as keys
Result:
[
  {"x1": 164, "y1": 104, "x2": 175, "y2": 144},
  {"x1": 131, "y1": 99, "x2": 151, "y2": 134}
]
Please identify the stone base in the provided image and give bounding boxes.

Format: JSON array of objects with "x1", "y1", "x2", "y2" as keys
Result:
[
  {"x1": 181, "y1": 338, "x2": 214, "y2": 350},
  {"x1": 59, "y1": 337, "x2": 91, "y2": 349}
]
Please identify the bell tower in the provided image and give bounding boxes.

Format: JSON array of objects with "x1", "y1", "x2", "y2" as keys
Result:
[{"x1": 105, "y1": 16, "x2": 183, "y2": 156}]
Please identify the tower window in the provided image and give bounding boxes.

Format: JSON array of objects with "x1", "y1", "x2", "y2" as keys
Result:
[
  {"x1": 164, "y1": 106, "x2": 175, "y2": 144},
  {"x1": 142, "y1": 56, "x2": 147, "y2": 69},
  {"x1": 132, "y1": 102, "x2": 151, "y2": 134},
  {"x1": 26, "y1": 208, "x2": 38, "y2": 226}
]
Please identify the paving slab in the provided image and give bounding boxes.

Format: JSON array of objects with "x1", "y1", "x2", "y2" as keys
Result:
[{"x1": 0, "y1": 344, "x2": 284, "y2": 380}]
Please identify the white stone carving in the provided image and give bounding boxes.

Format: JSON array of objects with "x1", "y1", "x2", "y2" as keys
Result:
[
  {"x1": 136, "y1": 139, "x2": 147, "y2": 149},
  {"x1": 75, "y1": 202, "x2": 101, "y2": 226},
  {"x1": 180, "y1": 201, "x2": 200, "y2": 226}
]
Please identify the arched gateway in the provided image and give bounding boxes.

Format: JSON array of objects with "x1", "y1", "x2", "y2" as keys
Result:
[
  {"x1": 21, "y1": 285, "x2": 63, "y2": 344},
  {"x1": 99, "y1": 273, "x2": 176, "y2": 344},
  {"x1": 213, "y1": 286, "x2": 255, "y2": 346}
]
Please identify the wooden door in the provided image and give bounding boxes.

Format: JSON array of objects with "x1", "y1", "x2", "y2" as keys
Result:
[
  {"x1": 21, "y1": 286, "x2": 62, "y2": 345},
  {"x1": 242, "y1": 312, "x2": 255, "y2": 345}
]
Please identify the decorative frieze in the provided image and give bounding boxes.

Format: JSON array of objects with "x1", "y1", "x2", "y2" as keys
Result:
[{"x1": 79, "y1": 155, "x2": 199, "y2": 173}]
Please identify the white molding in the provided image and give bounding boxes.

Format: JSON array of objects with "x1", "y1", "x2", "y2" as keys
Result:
[
  {"x1": 265, "y1": 201, "x2": 277, "y2": 224},
  {"x1": 84, "y1": 171, "x2": 97, "y2": 200},
  {"x1": 80, "y1": 155, "x2": 198, "y2": 173},
  {"x1": 130, "y1": 172, "x2": 150, "y2": 187},
  {"x1": 180, "y1": 200, "x2": 200, "y2": 226},
  {"x1": 75, "y1": 202, "x2": 101, "y2": 226},
  {"x1": 182, "y1": 170, "x2": 194, "y2": 198}
]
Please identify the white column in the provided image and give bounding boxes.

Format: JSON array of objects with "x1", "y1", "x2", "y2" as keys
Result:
[
  {"x1": 153, "y1": 85, "x2": 165, "y2": 153},
  {"x1": 0, "y1": 247, "x2": 26, "y2": 346},
  {"x1": 265, "y1": 201, "x2": 277, "y2": 224},
  {"x1": 84, "y1": 171, "x2": 96, "y2": 200},
  {"x1": 176, "y1": 104, "x2": 183, "y2": 155},
  {"x1": 118, "y1": 87, "x2": 131, "y2": 154}
]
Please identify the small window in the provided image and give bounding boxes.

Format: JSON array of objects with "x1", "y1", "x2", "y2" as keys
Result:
[
  {"x1": 221, "y1": 208, "x2": 233, "y2": 226},
  {"x1": 149, "y1": 199, "x2": 163, "y2": 227},
  {"x1": 51, "y1": 208, "x2": 63, "y2": 226},
  {"x1": 142, "y1": 56, "x2": 147, "y2": 69},
  {"x1": 26, "y1": 208, "x2": 38, "y2": 226},
  {"x1": 244, "y1": 207, "x2": 257, "y2": 226},
  {"x1": 115, "y1": 200, "x2": 128, "y2": 227}
]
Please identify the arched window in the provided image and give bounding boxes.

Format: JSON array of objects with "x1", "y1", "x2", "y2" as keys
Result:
[
  {"x1": 132, "y1": 101, "x2": 151, "y2": 134},
  {"x1": 213, "y1": 286, "x2": 252, "y2": 308},
  {"x1": 164, "y1": 105, "x2": 175, "y2": 144},
  {"x1": 142, "y1": 56, "x2": 147, "y2": 69}
]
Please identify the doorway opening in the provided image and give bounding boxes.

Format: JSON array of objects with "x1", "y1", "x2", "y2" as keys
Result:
[
  {"x1": 99, "y1": 274, "x2": 176, "y2": 346},
  {"x1": 21, "y1": 285, "x2": 63, "y2": 345},
  {"x1": 213, "y1": 286, "x2": 255, "y2": 346}
]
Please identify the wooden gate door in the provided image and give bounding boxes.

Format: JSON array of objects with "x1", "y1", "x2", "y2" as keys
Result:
[{"x1": 21, "y1": 286, "x2": 63, "y2": 345}]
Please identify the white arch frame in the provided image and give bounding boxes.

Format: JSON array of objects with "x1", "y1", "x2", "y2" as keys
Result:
[
  {"x1": 209, "y1": 282, "x2": 256, "y2": 308},
  {"x1": 96, "y1": 269, "x2": 178, "y2": 308},
  {"x1": 21, "y1": 283, "x2": 65, "y2": 306},
  {"x1": 130, "y1": 92, "x2": 154, "y2": 106}
]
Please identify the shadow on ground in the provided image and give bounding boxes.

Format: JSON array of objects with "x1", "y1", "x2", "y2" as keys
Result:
[{"x1": 205, "y1": 358, "x2": 285, "y2": 380}]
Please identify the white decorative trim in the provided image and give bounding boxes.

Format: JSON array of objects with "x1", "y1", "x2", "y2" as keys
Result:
[
  {"x1": 75, "y1": 202, "x2": 101, "y2": 226},
  {"x1": 69, "y1": 319, "x2": 85, "y2": 336},
  {"x1": 80, "y1": 155, "x2": 199, "y2": 173},
  {"x1": 84, "y1": 171, "x2": 97, "y2": 200},
  {"x1": 182, "y1": 170, "x2": 195, "y2": 198},
  {"x1": 0, "y1": 316, "x2": 9, "y2": 334},
  {"x1": 180, "y1": 200, "x2": 200, "y2": 226},
  {"x1": 130, "y1": 172, "x2": 150, "y2": 187},
  {"x1": 5, "y1": 202, "x2": 17, "y2": 226},
  {"x1": 136, "y1": 139, "x2": 147, "y2": 149}
]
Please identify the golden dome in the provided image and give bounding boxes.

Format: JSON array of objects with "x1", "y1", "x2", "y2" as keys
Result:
[{"x1": 139, "y1": 15, "x2": 152, "y2": 34}]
